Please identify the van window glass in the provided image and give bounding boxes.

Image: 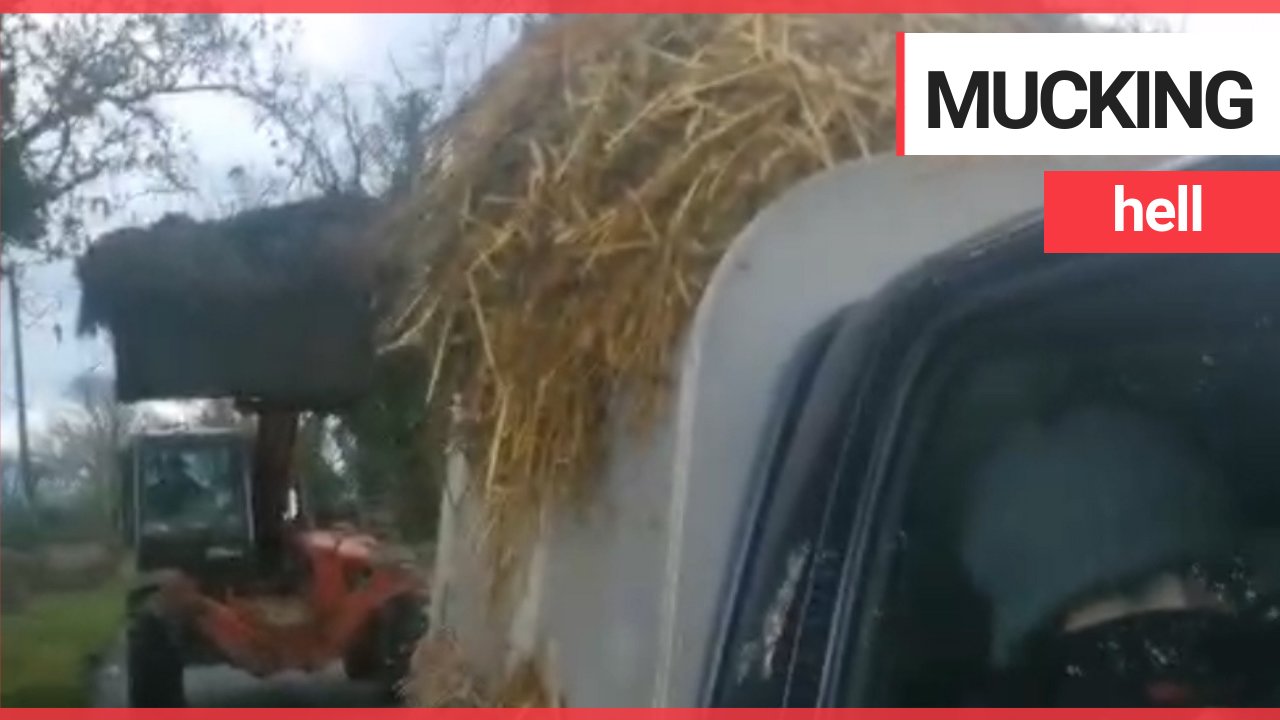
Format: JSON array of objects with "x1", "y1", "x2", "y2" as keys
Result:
[{"x1": 858, "y1": 313, "x2": 1280, "y2": 707}]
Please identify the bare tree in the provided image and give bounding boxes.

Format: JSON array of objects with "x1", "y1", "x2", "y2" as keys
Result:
[
  {"x1": 1, "y1": 13, "x2": 485, "y2": 259},
  {"x1": 37, "y1": 372, "x2": 152, "y2": 533},
  {"x1": 0, "y1": 14, "x2": 310, "y2": 259},
  {"x1": 221, "y1": 60, "x2": 438, "y2": 205}
]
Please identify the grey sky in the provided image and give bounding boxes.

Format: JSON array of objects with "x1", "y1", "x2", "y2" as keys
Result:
[
  {"x1": 2, "y1": 13, "x2": 1276, "y2": 449},
  {"x1": 0, "y1": 14, "x2": 519, "y2": 449}
]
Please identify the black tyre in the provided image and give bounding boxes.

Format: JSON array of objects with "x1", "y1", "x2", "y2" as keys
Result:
[
  {"x1": 126, "y1": 609, "x2": 186, "y2": 707},
  {"x1": 342, "y1": 625, "x2": 380, "y2": 681},
  {"x1": 377, "y1": 593, "x2": 429, "y2": 703}
]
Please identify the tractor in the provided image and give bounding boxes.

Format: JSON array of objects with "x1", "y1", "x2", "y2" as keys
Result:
[
  {"x1": 75, "y1": 197, "x2": 428, "y2": 707},
  {"x1": 118, "y1": 419, "x2": 426, "y2": 707}
]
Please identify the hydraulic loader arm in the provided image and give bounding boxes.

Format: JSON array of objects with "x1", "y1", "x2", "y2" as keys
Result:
[{"x1": 250, "y1": 409, "x2": 300, "y2": 568}]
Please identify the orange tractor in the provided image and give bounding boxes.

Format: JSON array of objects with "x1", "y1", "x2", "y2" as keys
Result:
[
  {"x1": 76, "y1": 197, "x2": 428, "y2": 706},
  {"x1": 118, "y1": 416, "x2": 427, "y2": 706}
]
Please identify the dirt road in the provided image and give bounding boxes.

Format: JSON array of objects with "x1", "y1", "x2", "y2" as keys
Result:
[{"x1": 90, "y1": 635, "x2": 395, "y2": 708}]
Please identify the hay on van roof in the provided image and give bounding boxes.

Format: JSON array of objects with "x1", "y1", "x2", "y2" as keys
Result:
[
  {"x1": 382, "y1": 13, "x2": 1084, "y2": 589},
  {"x1": 77, "y1": 194, "x2": 383, "y2": 407}
]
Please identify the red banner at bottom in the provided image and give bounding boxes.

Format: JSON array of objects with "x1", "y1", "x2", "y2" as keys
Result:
[
  {"x1": 1044, "y1": 170, "x2": 1280, "y2": 254},
  {"x1": 5, "y1": 709, "x2": 1280, "y2": 718}
]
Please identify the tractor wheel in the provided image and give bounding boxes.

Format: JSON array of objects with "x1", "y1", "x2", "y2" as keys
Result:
[
  {"x1": 342, "y1": 626, "x2": 380, "y2": 681},
  {"x1": 126, "y1": 609, "x2": 186, "y2": 707},
  {"x1": 377, "y1": 594, "x2": 429, "y2": 703}
]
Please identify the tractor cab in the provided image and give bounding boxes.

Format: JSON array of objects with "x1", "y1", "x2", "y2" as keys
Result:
[{"x1": 123, "y1": 429, "x2": 254, "y2": 581}]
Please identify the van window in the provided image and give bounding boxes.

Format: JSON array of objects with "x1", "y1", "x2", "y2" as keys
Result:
[{"x1": 855, "y1": 306, "x2": 1280, "y2": 707}]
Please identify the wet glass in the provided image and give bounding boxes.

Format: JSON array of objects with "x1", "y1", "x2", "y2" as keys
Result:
[{"x1": 138, "y1": 442, "x2": 247, "y2": 538}]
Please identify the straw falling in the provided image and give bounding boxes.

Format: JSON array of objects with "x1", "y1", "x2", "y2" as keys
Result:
[{"x1": 380, "y1": 13, "x2": 1081, "y2": 598}]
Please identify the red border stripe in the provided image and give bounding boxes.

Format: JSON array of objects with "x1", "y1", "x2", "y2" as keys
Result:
[
  {"x1": 5, "y1": 694, "x2": 1280, "y2": 713},
  {"x1": 9, "y1": 0, "x2": 1280, "y2": 11},
  {"x1": 896, "y1": 31, "x2": 905, "y2": 157}
]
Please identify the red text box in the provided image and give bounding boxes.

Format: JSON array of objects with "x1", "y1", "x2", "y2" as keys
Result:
[{"x1": 1045, "y1": 170, "x2": 1280, "y2": 253}]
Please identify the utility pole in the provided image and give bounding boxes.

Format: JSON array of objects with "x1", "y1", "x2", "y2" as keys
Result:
[{"x1": 4, "y1": 264, "x2": 34, "y2": 503}]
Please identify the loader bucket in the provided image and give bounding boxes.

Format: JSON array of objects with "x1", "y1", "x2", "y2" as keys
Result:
[{"x1": 76, "y1": 194, "x2": 383, "y2": 409}]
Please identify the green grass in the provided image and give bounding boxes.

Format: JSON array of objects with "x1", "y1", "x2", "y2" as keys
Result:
[{"x1": 1, "y1": 578, "x2": 127, "y2": 707}]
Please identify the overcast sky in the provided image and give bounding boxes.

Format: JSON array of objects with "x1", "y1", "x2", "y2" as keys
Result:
[
  {"x1": 0, "y1": 14, "x2": 519, "y2": 450},
  {"x1": 3, "y1": 13, "x2": 1279, "y2": 450}
]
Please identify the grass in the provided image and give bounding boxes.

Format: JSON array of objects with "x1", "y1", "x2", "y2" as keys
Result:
[{"x1": 1, "y1": 577, "x2": 128, "y2": 708}]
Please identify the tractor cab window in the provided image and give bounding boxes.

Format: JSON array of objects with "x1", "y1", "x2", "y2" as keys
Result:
[
  {"x1": 851, "y1": 263, "x2": 1280, "y2": 708},
  {"x1": 138, "y1": 440, "x2": 248, "y2": 539}
]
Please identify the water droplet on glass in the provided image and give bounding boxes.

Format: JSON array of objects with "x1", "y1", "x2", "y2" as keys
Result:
[{"x1": 1146, "y1": 641, "x2": 1173, "y2": 667}]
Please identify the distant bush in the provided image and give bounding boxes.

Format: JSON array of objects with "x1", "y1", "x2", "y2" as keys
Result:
[
  {"x1": 3, "y1": 495, "x2": 118, "y2": 550},
  {"x1": 1, "y1": 547, "x2": 37, "y2": 613},
  {"x1": 1, "y1": 498, "x2": 41, "y2": 551},
  {"x1": 3, "y1": 473, "x2": 122, "y2": 598}
]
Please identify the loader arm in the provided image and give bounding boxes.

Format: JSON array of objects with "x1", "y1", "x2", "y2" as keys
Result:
[{"x1": 251, "y1": 410, "x2": 299, "y2": 570}]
